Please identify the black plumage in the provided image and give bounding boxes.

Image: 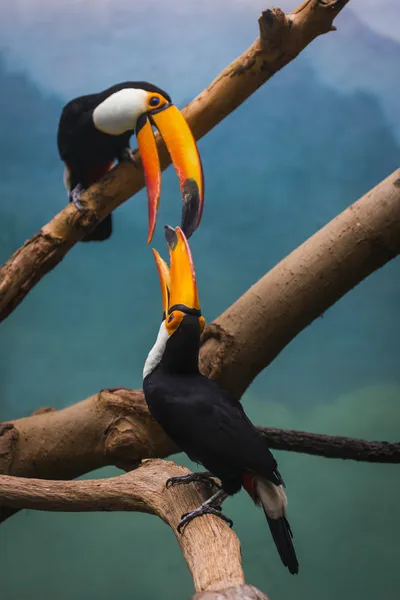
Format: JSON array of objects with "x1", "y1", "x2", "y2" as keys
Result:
[
  {"x1": 143, "y1": 315, "x2": 299, "y2": 574},
  {"x1": 57, "y1": 82, "x2": 170, "y2": 242}
]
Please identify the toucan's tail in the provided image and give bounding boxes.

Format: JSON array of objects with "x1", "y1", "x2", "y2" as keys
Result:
[
  {"x1": 265, "y1": 513, "x2": 298, "y2": 575},
  {"x1": 81, "y1": 214, "x2": 113, "y2": 242},
  {"x1": 244, "y1": 474, "x2": 299, "y2": 575}
]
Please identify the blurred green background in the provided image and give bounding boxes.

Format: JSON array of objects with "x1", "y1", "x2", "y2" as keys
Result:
[{"x1": 0, "y1": 1, "x2": 399, "y2": 599}]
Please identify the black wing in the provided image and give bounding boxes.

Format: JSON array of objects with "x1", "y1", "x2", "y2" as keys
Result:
[
  {"x1": 145, "y1": 373, "x2": 279, "y2": 480},
  {"x1": 57, "y1": 94, "x2": 99, "y2": 162}
]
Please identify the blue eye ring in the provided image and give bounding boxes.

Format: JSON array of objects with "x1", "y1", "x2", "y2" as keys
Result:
[
  {"x1": 149, "y1": 96, "x2": 161, "y2": 107},
  {"x1": 168, "y1": 313, "x2": 174, "y2": 323}
]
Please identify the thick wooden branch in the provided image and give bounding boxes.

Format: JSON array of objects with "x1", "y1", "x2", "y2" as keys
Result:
[
  {"x1": 0, "y1": 458, "x2": 251, "y2": 596},
  {"x1": 200, "y1": 169, "x2": 400, "y2": 398},
  {"x1": 193, "y1": 587, "x2": 268, "y2": 600},
  {"x1": 0, "y1": 0, "x2": 349, "y2": 323},
  {"x1": 1, "y1": 389, "x2": 398, "y2": 492}
]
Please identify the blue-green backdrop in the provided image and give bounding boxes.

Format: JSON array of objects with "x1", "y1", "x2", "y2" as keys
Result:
[{"x1": 0, "y1": 2, "x2": 399, "y2": 599}]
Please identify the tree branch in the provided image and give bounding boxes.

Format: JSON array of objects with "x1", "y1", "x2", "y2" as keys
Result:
[
  {"x1": 200, "y1": 169, "x2": 400, "y2": 398},
  {"x1": 0, "y1": 0, "x2": 349, "y2": 323},
  {"x1": 0, "y1": 458, "x2": 252, "y2": 596},
  {"x1": 258, "y1": 427, "x2": 400, "y2": 463},
  {"x1": 1, "y1": 389, "x2": 398, "y2": 490}
]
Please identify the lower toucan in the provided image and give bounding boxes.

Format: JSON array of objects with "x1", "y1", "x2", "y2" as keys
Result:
[
  {"x1": 57, "y1": 82, "x2": 204, "y2": 243},
  {"x1": 143, "y1": 226, "x2": 299, "y2": 575}
]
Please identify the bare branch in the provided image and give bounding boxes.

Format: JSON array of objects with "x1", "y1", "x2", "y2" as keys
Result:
[
  {"x1": 259, "y1": 427, "x2": 400, "y2": 463},
  {"x1": 193, "y1": 587, "x2": 269, "y2": 600},
  {"x1": 0, "y1": 0, "x2": 349, "y2": 323},
  {"x1": 1, "y1": 388, "x2": 398, "y2": 497},
  {"x1": 0, "y1": 459, "x2": 247, "y2": 595},
  {"x1": 200, "y1": 169, "x2": 400, "y2": 398}
]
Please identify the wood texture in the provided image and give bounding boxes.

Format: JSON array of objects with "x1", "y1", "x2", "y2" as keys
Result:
[{"x1": 0, "y1": 459, "x2": 244, "y2": 594}]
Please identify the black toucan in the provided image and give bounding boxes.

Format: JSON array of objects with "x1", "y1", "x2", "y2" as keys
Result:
[
  {"x1": 143, "y1": 226, "x2": 299, "y2": 575},
  {"x1": 57, "y1": 82, "x2": 204, "y2": 243}
]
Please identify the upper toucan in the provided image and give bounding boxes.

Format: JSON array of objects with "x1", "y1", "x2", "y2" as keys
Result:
[
  {"x1": 57, "y1": 82, "x2": 204, "y2": 243},
  {"x1": 143, "y1": 226, "x2": 299, "y2": 575}
]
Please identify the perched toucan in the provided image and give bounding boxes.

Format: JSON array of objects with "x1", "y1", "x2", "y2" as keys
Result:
[
  {"x1": 143, "y1": 226, "x2": 299, "y2": 575},
  {"x1": 57, "y1": 82, "x2": 204, "y2": 243}
]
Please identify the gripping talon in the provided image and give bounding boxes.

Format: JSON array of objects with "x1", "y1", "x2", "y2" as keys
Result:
[
  {"x1": 69, "y1": 184, "x2": 86, "y2": 211},
  {"x1": 118, "y1": 147, "x2": 138, "y2": 168},
  {"x1": 165, "y1": 472, "x2": 221, "y2": 490},
  {"x1": 177, "y1": 504, "x2": 233, "y2": 534}
]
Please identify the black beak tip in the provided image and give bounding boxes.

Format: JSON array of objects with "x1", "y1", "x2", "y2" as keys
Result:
[
  {"x1": 181, "y1": 178, "x2": 201, "y2": 240},
  {"x1": 165, "y1": 225, "x2": 178, "y2": 249}
]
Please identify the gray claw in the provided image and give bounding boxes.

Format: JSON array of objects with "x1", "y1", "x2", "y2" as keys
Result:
[
  {"x1": 69, "y1": 184, "x2": 86, "y2": 211},
  {"x1": 165, "y1": 472, "x2": 221, "y2": 490},
  {"x1": 177, "y1": 505, "x2": 233, "y2": 534},
  {"x1": 119, "y1": 147, "x2": 138, "y2": 168}
]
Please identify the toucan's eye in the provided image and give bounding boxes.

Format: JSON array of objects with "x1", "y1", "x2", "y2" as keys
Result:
[
  {"x1": 149, "y1": 96, "x2": 160, "y2": 107},
  {"x1": 165, "y1": 309, "x2": 184, "y2": 334}
]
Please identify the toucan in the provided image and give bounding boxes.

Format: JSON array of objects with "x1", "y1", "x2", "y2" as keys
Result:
[
  {"x1": 57, "y1": 82, "x2": 204, "y2": 243},
  {"x1": 143, "y1": 226, "x2": 299, "y2": 575}
]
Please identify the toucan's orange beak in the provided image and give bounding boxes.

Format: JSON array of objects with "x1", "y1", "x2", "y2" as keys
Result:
[
  {"x1": 136, "y1": 115, "x2": 162, "y2": 244},
  {"x1": 152, "y1": 226, "x2": 205, "y2": 335},
  {"x1": 136, "y1": 104, "x2": 204, "y2": 244},
  {"x1": 152, "y1": 248, "x2": 170, "y2": 318},
  {"x1": 165, "y1": 225, "x2": 200, "y2": 312}
]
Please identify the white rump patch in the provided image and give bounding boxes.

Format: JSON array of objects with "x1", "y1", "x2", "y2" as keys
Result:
[
  {"x1": 93, "y1": 88, "x2": 148, "y2": 135},
  {"x1": 256, "y1": 477, "x2": 288, "y2": 520},
  {"x1": 143, "y1": 322, "x2": 169, "y2": 379}
]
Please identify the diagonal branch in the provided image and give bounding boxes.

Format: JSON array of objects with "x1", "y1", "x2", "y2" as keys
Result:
[
  {"x1": 0, "y1": 0, "x2": 349, "y2": 323},
  {"x1": 0, "y1": 458, "x2": 252, "y2": 597},
  {"x1": 200, "y1": 169, "x2": 400, "y2": 397}
]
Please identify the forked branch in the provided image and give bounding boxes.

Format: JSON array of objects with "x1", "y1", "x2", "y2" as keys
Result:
[{"x1": 0, "y1": 459, "x2": 249, "y2": 597}]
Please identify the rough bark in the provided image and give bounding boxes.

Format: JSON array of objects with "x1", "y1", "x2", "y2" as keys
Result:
[
  {"x1": 0, "y1": 0, "x2": 349, "y2": 323},
  {"x1": 200, "y1": 169, "x2": 400, "y2": 398},
  {"x1": 258, "y1": 427, "x2": 400, "y2": 462},
  {"x1": 193, "y1": 587, "x2": 269, "y2": 600},
  {"x1": 1, "y1": 389, "x2": 398, "y2": 491},
  {"x1": 0, "y1": 459, "x2": 245, "y2": 595}
]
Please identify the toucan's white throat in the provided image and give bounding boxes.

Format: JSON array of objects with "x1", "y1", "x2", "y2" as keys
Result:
[
  {"x1": 93, "y1": 88, "x2": 149, "y2": 135},
  {"x1": 143, "y1": 321, "x2": 169, "y2": 380}
]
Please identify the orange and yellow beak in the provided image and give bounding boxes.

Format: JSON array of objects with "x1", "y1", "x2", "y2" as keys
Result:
[
  {"x1": 136, "y1": 104, "x2": 204, "y2": 244},
  {"x1": 165, "y1": 225, "x2": 200, "y2": 313},
  {"x1": 152, "y1": 226, "x2": 205, "y2": 333}
]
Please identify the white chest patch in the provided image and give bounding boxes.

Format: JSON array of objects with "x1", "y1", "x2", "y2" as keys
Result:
[
  {"x1": 143, "y1": 322, "x2": 169, "y2": 380},
  {"x1": 93, "y1": 88, "x2": 148, "y2": 135}
]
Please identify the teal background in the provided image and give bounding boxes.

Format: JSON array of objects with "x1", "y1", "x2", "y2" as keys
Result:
[{"x1": 0, "y1": 2, "x2": 399, "y2": 599}]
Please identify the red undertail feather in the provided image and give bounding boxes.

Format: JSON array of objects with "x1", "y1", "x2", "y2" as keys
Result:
[
  {"x1": 85, "y1": 160, "x2": 116, "y2": 186},
  {"x1": 242, "y1": 473, "x2": 299, "y2": 575}
]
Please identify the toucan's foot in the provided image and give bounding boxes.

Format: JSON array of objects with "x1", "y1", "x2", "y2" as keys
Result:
[
  {"x1": 177, "y1": 504, "x2": 233, "y2": 534},
  {"x1": 176, "y1": 488, "x2": 231, "y2": 534},
  {"x1": 69, "y1": 184, "x2": 86, "y2": 211},
  {"x1": 118, "y1": 147, "x2": 138, "y2": 168},
  {"x1": 166, "y1": 471, "x2": 221, "y2": 490}
]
